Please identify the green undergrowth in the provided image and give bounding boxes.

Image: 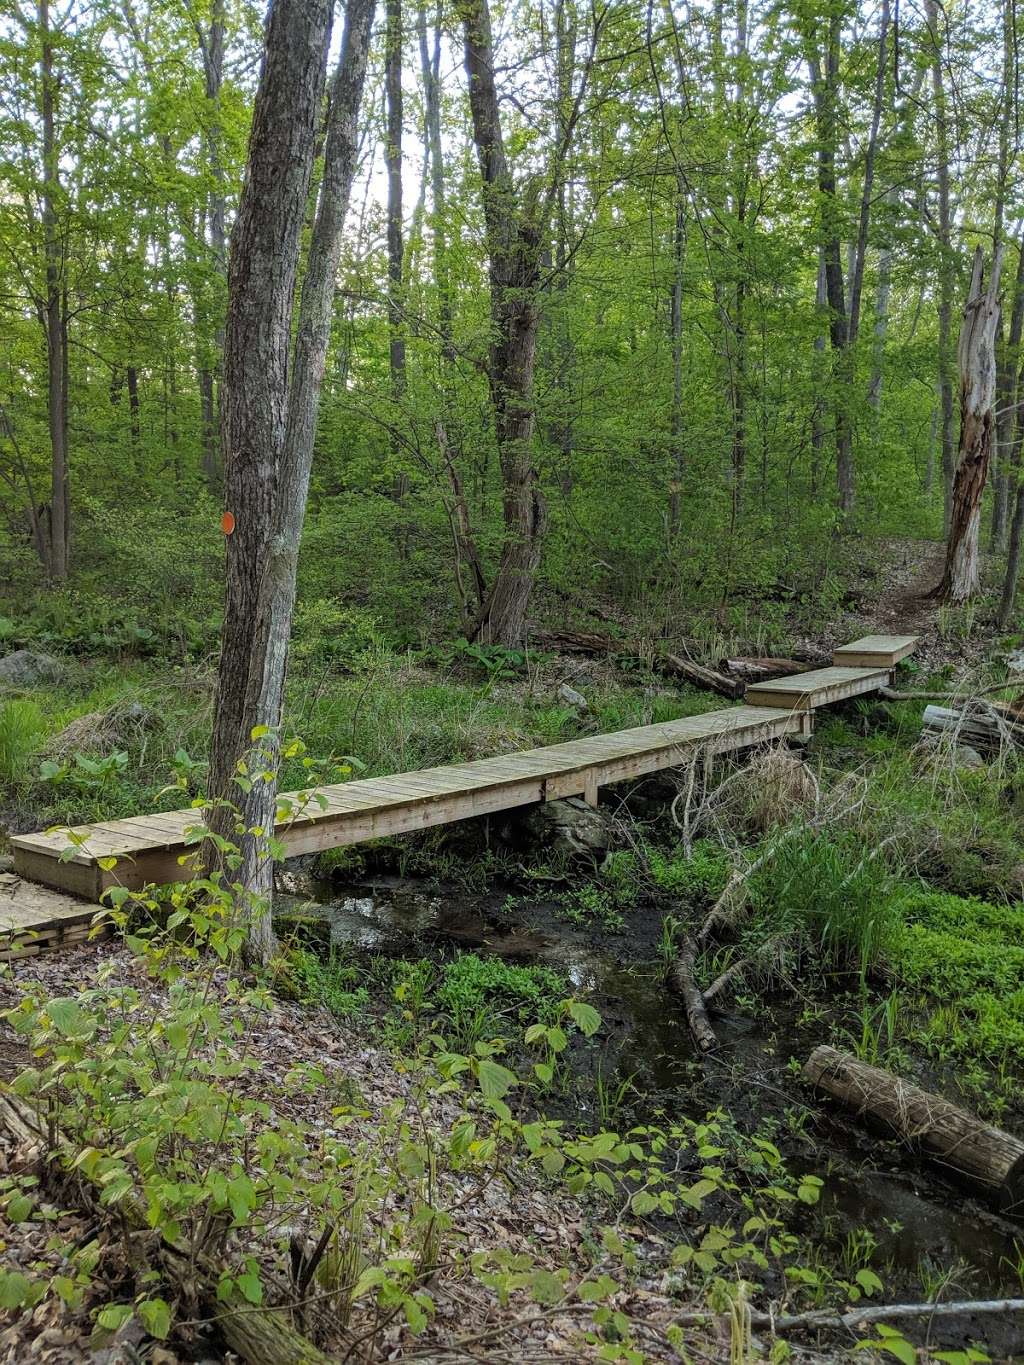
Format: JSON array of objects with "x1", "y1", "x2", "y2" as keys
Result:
[{"x1": 885, "y1": 889, "x2": 1024, "y2": 1107}]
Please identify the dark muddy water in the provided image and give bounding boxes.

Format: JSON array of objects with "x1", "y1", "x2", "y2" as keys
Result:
[{"x1": 276, "y1": 870, "x2": 1024, "y2": 1339}]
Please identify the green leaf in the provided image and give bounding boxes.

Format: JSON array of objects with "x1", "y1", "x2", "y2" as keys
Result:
[
  {"x1": 568, "y1": 1000, "x2": 602, "y2": 1037},
  {"x1": 476, "y1": 1058, "x2": 517, "y2": 1101},
  {"x1": 0, "y1": 1271, "x2": 32, "y2": 1309},
  {"x1": 236, "y1": 1273, "x2": 263, "y2": 1305},
  {"x1": 6, "y1": 1193, "x2": 32, "y2": 1222},
  {"x1": 46, "y1": 998, "x2": 93, "y2": 1039},
  {"x1": 96, "y1": 1303, "x2": 134, "y2": 1333},
  {"x1": 855, "y1": 1268, "x2": 883, "y2": 1297},
  {"x1": 530, "y1": 1269, "x2": 564, "y2": 1305},
  {"x1": 137, "y1": 1298, "x2": 171, "y2": 1339}
]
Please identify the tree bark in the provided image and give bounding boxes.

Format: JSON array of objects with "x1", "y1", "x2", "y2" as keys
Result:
[
  {"x1": 926, "y1": 0, "x2": 956, "y2": 535},
  {"x1": 208, "y1": 0, "x2": 336, "y2": 960},
  {"x1": 808, "y1": 18, "x2": 853, "y2": 520},
  {"x1": 39, "y1": 0, "x2": 69, "y2": 581},
  {"x1": 934, "y1": 245, "x2": 1003, "y2": 603},
  {"x1": 804, "y1": 1046, "x2": 1024, "y2": 1214},
  {"x1": 668, "y1": 185, "x2": 686, "y2": 539},
  {"x1": 196, "y1": 0, "x2": 227, "y2": 489},
  {"x1": 385, "y1": 0, "x2": 406, "y2": 400},
  {"x1": 209, "y1": 0, "x2": 376, "y2": 964},
  {"x1": 461, "y1": 0, "x2": 548, "y2": 648}
]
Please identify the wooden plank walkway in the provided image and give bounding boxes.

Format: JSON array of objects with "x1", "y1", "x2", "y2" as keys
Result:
[{"x1": 5, "y1": 632, "x2": 917, "y2": 930}]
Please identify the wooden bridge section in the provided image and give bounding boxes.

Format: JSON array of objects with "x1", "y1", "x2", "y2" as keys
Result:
[{"x1": 4, "y1": 634, "x2": 916, "y2": 939}]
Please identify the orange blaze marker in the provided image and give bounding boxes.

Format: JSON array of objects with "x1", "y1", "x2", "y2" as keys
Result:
[{"x1": 221, "y1": 510, "x2": 236, "y2": 535}]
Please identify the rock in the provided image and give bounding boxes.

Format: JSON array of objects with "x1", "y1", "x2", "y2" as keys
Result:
[
  {"x1": 558, "y1": 682, "x2": 588, "y2": 710},
  {"x1": 920, "y1": 732, "x2": 986, "y2": 768},
  {"x1": 954, "y1": 744, "x2": 985, "y2": 769},
  {"x1": 518, "y1": 796, "x2": 610, "y2": 858},
  {"x1": 0, "y1": 649, "x2": 62, "y2": 688}
]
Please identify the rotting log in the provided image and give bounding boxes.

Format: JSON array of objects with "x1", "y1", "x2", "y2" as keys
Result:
[
  {"x1": 720, "y1": 657, "x2": 806, "y2": 683},
  {"x1": 921, "y1": 703, "x2": 1017, "y2": 749},
  {"x1": 660, "y1": 654, "x2": 745, "y2": 700},
  {"x1": 0, "y1": 1093, "x2": 332, "y2": 1364},
  {"x1": 667, "y1": 939, "x2": 717, "y2": 1052},
  {"x1": 803, "y1": 1046, "x2": 1024, "y2": 1216},
  {"x1": 534, "y1": 628, "x2": 621, "y2": 655}
]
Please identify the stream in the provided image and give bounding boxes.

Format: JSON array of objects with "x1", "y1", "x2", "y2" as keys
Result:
[{"x1": 276, "y1": 869, "x2": 1024, "y2": 1341}]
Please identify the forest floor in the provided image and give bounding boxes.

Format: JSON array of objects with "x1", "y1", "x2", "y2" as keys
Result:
[{"x1": 0, "y1": 536, "x2": 1023, "y2": 1362}]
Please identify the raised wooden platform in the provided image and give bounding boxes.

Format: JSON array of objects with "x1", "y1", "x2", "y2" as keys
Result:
[
  {"x1": 832, "y1": 634, "x2": 919, "y2": 668},
  {"x1": 744, "y1": 664, "x2": 891, "y2": 712},
  {"x1": 11, "y1": 705, "x2": 805, "y2": 899},
  {"x1": 7, "y1": 632, "x2": 916, "y2": 914}
]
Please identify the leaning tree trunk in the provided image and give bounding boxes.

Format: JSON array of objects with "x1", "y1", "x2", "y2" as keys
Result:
[
  {"x1": 934, "y1": 245, "x2": 1004, "y2": 603},
  {"x1": 210, "y1": 0, "x2": 376, "y2": 966},
  {"x1": 208, "y1": 0, "x2": 334, "y2": 961}
]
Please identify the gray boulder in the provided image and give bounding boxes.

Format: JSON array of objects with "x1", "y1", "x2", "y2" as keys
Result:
[{"x1": 0, "y1": 649, "x2": 63, "y2": 688}]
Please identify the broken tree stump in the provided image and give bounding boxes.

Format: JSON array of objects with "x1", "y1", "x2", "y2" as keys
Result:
[{"x1": 803, "y1": 1046, "x2": 1024, "y2": 1216}]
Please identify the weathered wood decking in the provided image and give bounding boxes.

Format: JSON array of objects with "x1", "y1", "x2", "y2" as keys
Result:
[{"x1": 5, "y1": 633, "x2": 917, "y2": 939}]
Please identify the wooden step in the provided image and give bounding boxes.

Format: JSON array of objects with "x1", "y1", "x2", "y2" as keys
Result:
[
  {"x1": 832, "y1": 634, "x2": 918, "y2": 668},
  {"x1": 744, "y1": 665, "x2": 891, "y2": 711}
]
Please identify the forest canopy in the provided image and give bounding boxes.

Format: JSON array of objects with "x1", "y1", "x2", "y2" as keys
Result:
[{"x1": 2, "y1": 0, "x2": 1021, "y2": 648}]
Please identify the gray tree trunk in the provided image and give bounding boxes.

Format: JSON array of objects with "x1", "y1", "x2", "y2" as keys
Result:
[
  {"x1": 208, "y1": 0, "x2": 336, "y2": 963},
  {"x1": 926, "y1": 0, "x2": 956, "y2": 535},
  {"x1": 935, "y1": 246, "x2": 1004, "y2": 603},
  {"x1": 39, "y1": 0, "x2": 69, "y2": 581},
  {"x1": 461, "y1": 0, "x2": 548, "y2": 648}
]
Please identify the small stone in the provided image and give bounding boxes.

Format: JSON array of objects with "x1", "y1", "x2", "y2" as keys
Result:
[{"x1": 558, "y1": 682, "x2": 588, "y2": 710}]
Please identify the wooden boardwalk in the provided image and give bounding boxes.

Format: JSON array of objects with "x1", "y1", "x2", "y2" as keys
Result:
[{"x1": 5, "y1": 634, "x2": 916, "y2": 933}]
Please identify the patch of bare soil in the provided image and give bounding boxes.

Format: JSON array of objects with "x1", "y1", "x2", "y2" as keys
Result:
[{"x1": 826, "y1": 537, "x2": 1008, "y2": 678}]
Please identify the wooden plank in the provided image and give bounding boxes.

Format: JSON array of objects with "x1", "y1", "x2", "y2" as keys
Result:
[
  {"x1": 745, "y1": 666, "x2": 889, "y2": 711},
  {"x1": 832, "y1": 634, "x2": 918, "y2": 667}
]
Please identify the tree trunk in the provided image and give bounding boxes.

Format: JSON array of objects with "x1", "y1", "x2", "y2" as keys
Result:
[
  {"x1": 461, "y1": 0, "x2": 548, "y2": 648},
  {"x1": 208, "y1": 0, "x2": 336, "y2": 960},
  {"x1": 197, "y1": 0, "x2": 227, "y2": 489},
  {"x1": 994, "y1": 244, "x2": 1024, "y2": 550},
  {"x1": 934, "y1": 246, "x2": 1004, "y2": 603},
  {"x1": 384, "y1": 0, "x2": 406, "y2": 400},
  {"x1": 209, "y1": 0, "x2": 375, "y2": 965},
  {"x1": 668, "y1": 184, "x2": 685, "y2": 539},
  {"x1": 39, "y1": 0, "x2": 68, "y2": 581},
  {"x1": 808, "y1": 19, "x2": 853, "y2": 520},
  {"x1": 926, "y1": 0, "x2": 956, "y2": 535}
]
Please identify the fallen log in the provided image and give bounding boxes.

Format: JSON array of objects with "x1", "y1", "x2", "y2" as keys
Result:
[
  {"x1": 534, "y1": 629, "x2": 621, "y2": 655},
  {"x1": 660, "y1": 654, "x2": 745, "y2": 700},
  {"x1": 672, "y1": 1296, "x2": 1024, "y2": 1334},
  {"x1": 720, "y1": 657, "x2": 806, "y2": 683},
  {"x1": 0, "y1": 1093, "x2": 332, "y2": 1364},
  {"x1": 667, "y1": 939, "x2": 718, "y2": 1052},
  {"x1": 920, "y1": 703, "x2": 1017, "y2": 749},
  {"x1": 802, "y1": 1046, "x2": 1024, "y2": 1215}
]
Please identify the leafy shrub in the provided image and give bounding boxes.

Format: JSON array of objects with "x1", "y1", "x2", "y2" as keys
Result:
[
  {"x1": 288, "y1": 946, "x2": 369, "y2": 1017},
  {"x1": 435, "y1": 953, "x2": 565, "y2": 1045},
  {"x1": 290, "y1": 599, "x2": 386, "y2": 667},
  {"x1": 0, "y1": 699, "x2": 47, "y2": 785}
]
